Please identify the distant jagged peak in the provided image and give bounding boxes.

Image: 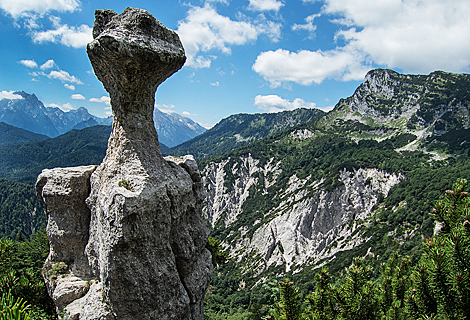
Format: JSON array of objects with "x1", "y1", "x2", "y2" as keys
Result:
[
  {"x1": 2, "y1": 91, "x2": 43, "y2": 108},
  {"x1": 12, "y1": 91, "x2": 39, "y2": 100}
]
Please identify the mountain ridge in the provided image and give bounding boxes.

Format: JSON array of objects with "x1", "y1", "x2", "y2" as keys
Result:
[
  {"x1": 169, "y1": 107, "x2": 325, "y2": 158},
  {"x1": 322, "y1": 69, "x2": 470, "y2": 143},
  {"x1": 0, "y1": 121, "x2": 49, "y2": 146},
  {"x1": 1, "y1": 69, "x2": 470, "y2": 317},
  {"x1": 200, "y1": 69, "x2": 470, "y2": 311},
  {"x1": 0, "y1": 91, "x2": 206, "y2": 146}
]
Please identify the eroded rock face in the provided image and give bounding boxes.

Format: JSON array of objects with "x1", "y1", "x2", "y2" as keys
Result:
[
  {"x1": 36, "y1": 166, "x2": 95, "y2": 275},
  {"x1": 37, "y1": 7, "x2": 212, "y2": 320},
  {"x1": 202, "y1": 155, "x2": 403, "y2": 275}
]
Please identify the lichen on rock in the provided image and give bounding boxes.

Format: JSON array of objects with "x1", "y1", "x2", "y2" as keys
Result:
[{"x1": 36, "y1": 7, "x2": 212, "y2": 320}]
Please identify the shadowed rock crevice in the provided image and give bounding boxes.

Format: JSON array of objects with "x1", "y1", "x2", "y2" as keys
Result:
[{"x1": 36, "y1": 7, "x2": 212, "y2": 320}]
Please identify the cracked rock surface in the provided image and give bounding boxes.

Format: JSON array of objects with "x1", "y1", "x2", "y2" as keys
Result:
[{"x1": 36, "y1": 7, "x2": 212, "y2": 320}]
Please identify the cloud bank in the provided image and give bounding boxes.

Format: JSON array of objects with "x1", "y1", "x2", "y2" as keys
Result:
[
  {"x1": 177, "y1": 3, "x2": 281, "y2": 68},
  {"x1": 0, "y1": 0, "x2": 80, "y2": 17},
  {"x1": 32, "y1": 19, "x2": 92, "y2": 48},
  {"x1": 0, "y1": 90, "x2": 24, "y2": 100},
  {"x1": 254, "y1": 95, "x2": 316, "y2": 113},
  {"x1": 253, "y1": 0, "x2": 470, "y2": 86}
]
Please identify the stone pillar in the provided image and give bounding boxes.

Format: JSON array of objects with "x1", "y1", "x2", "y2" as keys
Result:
[{"x1": 37, "y1": 7, "x2": 212, "y2": 320}]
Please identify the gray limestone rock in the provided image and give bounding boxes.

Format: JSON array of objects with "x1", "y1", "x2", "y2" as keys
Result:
[
  {"x1": 37, "y1": 7, "x2": 211, "y2": 320},
  {"x1": 36, "y1": 166, "x2": 96, "y2": 277},
  {"x1": 36, "y1": 166, "x2": 103, "y2": 316},
  {"x1": 202, "y1": 155, "x2": 403, "y2": 275}
]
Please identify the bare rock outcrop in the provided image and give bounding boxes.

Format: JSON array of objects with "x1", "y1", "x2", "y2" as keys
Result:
[{"x1": 36, "y1": 7, "x2": 212, "y2": 320}]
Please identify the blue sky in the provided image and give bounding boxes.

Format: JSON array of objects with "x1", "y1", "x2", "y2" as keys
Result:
[{"x1": 1, "y1": 0, "x2": 469, "y2": 128}]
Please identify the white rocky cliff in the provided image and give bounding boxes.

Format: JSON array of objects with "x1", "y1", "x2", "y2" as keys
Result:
[
  {"x1": 202, "y1": 155, "x2": 403, "y2": 275},
  {"x1": 36, "y1": 8, "x2": 212, "y2": 320}
]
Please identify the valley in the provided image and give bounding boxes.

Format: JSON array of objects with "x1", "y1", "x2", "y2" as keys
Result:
[{"x1": 0, "y1": 69, "x2": 469, "y2": 319}]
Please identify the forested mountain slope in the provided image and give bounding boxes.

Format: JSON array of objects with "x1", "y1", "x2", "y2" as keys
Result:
[
  {"x1": 0, "y1": 178, "x2": 45, "y2": 239},
  {"x1": 0, "y1": 122, "x2": 48, "y2": 146},
  {"x1": 1, "y1": 68, "x2": 469, "y2": 318},
  {"x1": 0, "y1": 125, "x2": 111, "y2": 184},
  {"x1": 169, "y1": 107, "x2": 324, "y2": 158},
  {"x1": 201, "y1": 69, "x2": 470, "y2": 314},
  {"x1": 321, "y1": 69, "x2": 470, "y2": 145}
]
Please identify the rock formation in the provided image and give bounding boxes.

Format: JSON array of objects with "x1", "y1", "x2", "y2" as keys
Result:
[
  {"x1": 36, "y1": 7, "x2": 212, "y2": 320},
  {"x1": 202, "y1": 155, "x2": 403, "y2": 275}
]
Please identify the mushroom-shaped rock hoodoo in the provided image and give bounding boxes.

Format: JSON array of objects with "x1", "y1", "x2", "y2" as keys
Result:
[{"x1": 37, "y1": 8, "x2": 212, "y2": 320}]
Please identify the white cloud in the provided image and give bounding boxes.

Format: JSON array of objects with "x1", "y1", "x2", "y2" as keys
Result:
[
  {"x1": 40, "y1": 59, "x2": 55, "y2": 69},
  {"x1": 71, "y1": 93, "x2": 85, "y2": 100},
  {"x1": 182, "y1": 111, "x2": 198, "y2": 116},
  {"x1": 90, "y1": 96, "x2": 110, "y2": 105},
  {"x1": 19, "y1": 59, "x2": 38, "y2": 68},
  {"x1": 200, "y1": 122, "x2": 214, "y2": 129},
  {"x1": 206, "y1": 0, "x2": 229, "y2": 4},
  {"x1": 19, "y1": 59, "x2": 56, "y2": 69},
  {"x1": 210, "y1": 81, "x2": 219, "y2": 86},
  {"x1": 46, "y1": 102, "x2": 73, "y2": 111},
  {"x1": 0, "y1": 90, "x2": 24, "y2": 100},
  {"x1": 319, "y1": 105, "x2": 335, "y2": 112},
  {"x1": 248, "y1": 0, "x2": 284, "y2": 12},
  {"x1": 0, "y1": 0, "x2": 80, "y2": 18},
  {"x1": 322, "y1": 0, "x2": 470, "y2": 73},
  {"x1": 156, "y1": 103, "x2": 176, "y2": 114},
  {"x1": 252, "y1": 13, "x2": 281, "y2": 43},
  {"x1": 19, "y1": 60, "x2": 82, "y2": 85},
  {"x1": 254, "y1": 95, "x2": 316, "y2": 113},
  {"x1": 47, "y1": 69, "x2": 83, "y2": 84},
  {"x1": 254, "y1": 0, "x2": 470, "y2": 86},
  {"x1": 252, "y1": 48, "x2": 368, "y2": 87},
  {"x1": 177, "y1": 4, "x2": 281, "y2": 68},
  {"x1": 32, "y1": 18, "x2": 92, "y2": 48},
  {"x1": 292, "y1": 14, "x2": 320, "y2": 38}
]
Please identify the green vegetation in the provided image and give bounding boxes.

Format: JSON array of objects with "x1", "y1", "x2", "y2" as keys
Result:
[
  {"x1": 0, "y1": 230, "x2": 55, "y2": 319},
  {"x1": 203, "y1": 118, "x2": 443, "y2": 245},
  {"x1": 118, "y1": 180, "x2": 133, "y2": 192},
  {"x1": 0, "y1": 69, "x2": 468, "y2": 319},
  {"x1": 203, "y1": 151, "x2": 470, "y2": 317},
  {"x1": 206, "y1": 237, "x2": 229, "y2": 268},
  {"x1": 201, "y1": 68, "x2": 470, "y2": 318},
  {"x1": 0, "y1": 179, "x2": 45, "y2": 239},
  {"x1": 170, "y1": 108, "x2": 324, "y2": 158},
  {"x1": 206, "y1": 179, "x2": 470, "y2": 319},
  {"x1": 0, "y1": 290, "x2": 32, "y2": 320},
  {"x1": 0, "y1": 125, "x2": 111, "y2": 184},
  {"x1": 0, "y1": 122, "x2": 48, "y2": 147}
]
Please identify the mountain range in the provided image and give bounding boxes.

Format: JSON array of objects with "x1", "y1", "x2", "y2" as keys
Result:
[
  {"x1": 0, "y1": 91, "x2": 206, "y2": 147},
  {"x1": 1, "y1": 69, "x2": 470, "y2": 316},
  {"x1": 0, "y1": 121, "x2": 48, "y2": 146},
  {"x1": 171, "y1": 107, "x2": 324, "y2": 158},
  {"x1": 198, "y1": 69, "x2": 470, "y2": 312},
  {"x1": 0, "y1": 106, "x2": 327, "y2": 186}
]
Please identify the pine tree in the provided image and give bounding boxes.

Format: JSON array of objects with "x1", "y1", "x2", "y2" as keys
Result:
[
  {"x1": 377, "y1": 253, "x2": 412, "y2": 319},
  {"x1": 408, "y1": 178, "x2": 470, "y2": 319},
  {"x1": 305, "y1": 268, "x2": 336, "y2": 319},
  {"x1": 336, "y1": 258, "x2": 377, "y2": 320},
  {"x1": 266, "y1": 279, "x2": 302, "y2": 320}
]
